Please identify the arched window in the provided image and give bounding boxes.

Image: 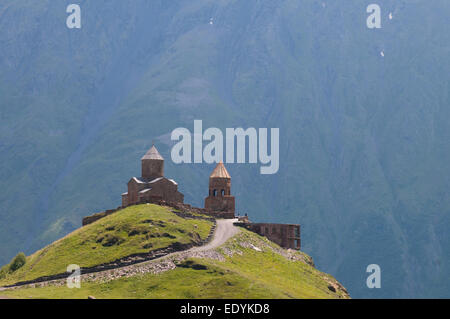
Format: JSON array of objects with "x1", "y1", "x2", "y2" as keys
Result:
[
  {"x1": 221, "y1": 189, "x2": 225, "y2": 196},
  {"x1": 213, "y1": 189, "x2": 217, "y2": 197}
]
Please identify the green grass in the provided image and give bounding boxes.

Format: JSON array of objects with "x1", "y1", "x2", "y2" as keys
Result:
[
  {"x1": 0, "y1": 204, "x2": 213, "y2": 286},
  {"x1": 0, "y1": 230, "x2": 348, "y2": 299}
]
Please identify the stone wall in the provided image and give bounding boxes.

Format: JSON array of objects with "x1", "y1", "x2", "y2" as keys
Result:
[
  {"x1": 141, "y1": 158, "x2": 164, "y2": 180},
  {"x1": 204, "y1": 195, "x2": 235, "y2": 215},
  {"x1": 235, "y1": 222, "x2": 301, "y2": 250},
  {"x1": 82, "y1": 197, "x2": 235, "y2": 227},
  {"x1": 82, "y1": 207, "x2": 122, "y2": 226}
]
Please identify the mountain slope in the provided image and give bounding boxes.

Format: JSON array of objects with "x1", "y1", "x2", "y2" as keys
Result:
[
  {"x1": 0, "y1": 205, "x2": 349, "y2": 299},
  {"x1": 0, "y1": 0, "x2": 449, "y2": 298},
  {"x1": 0, "y1": 204, "x2": 213, "y2": 286}
]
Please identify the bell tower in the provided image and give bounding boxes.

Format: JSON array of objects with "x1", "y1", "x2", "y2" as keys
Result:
[
  {"x1": 141, "y1": 145, "x2": 164, "y2": 180},
  {"x1": 204, "y1": 162, "x2": 235, "y2": 214}
]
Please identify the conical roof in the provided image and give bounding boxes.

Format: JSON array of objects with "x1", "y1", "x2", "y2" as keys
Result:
[
  {"x1": 210, "y1": 161, "x2": 231, "y2": 179},
  {"x1": 141, "y1": 145, "x2": 164, "y2": 161}
]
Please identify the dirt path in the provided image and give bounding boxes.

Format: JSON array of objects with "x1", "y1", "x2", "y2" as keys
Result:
[
  {"x1": 192, "y1": 219, "x2": 239, "y2": 251},
  {"x1": 0, "y1": 219, "x2": 240, "y2": 291}
]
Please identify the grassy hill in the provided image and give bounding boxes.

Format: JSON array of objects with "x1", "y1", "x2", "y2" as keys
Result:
[
  {"x1": 0, "y1": 205, "x2": 349, "y2": 299},
  {"x1": 0, "y1": 204, "x2": 213, "y2": 286}
]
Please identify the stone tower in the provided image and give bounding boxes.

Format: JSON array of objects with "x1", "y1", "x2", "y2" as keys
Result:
[
  {"x1": 141, "y1": 145, "x2": 164, "y2": 180},
  {"x1": 204, "y1": 162, "x2": 235, "y2": 214}
]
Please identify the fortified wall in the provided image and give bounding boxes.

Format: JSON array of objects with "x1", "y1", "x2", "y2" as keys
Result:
[
  {"x1": 235, "y1": 222, "x2": 301, "y2": 250},
  {"x1": 82, "y1": 199, "x2": 234, "y2": 226}
]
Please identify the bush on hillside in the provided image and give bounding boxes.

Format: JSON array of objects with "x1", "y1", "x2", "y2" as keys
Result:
[
  {"x1": 9, "y1": 252, "x2": 26, "y2": 272},
  {"x1": 0, "y1": 266, "x2": 7, "y2": 279}
]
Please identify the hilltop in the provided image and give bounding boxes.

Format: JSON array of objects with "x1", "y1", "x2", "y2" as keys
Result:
[{"x1": 0, "y1": 204, "x2": 349, "y2": 299}]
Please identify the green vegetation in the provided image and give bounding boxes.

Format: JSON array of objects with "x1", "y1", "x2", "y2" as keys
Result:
[
  {"x1": 0, "y1": 204, "x2": 213, "y2": 286},
  {"x1": 0, "y1": 253, "x2": 27, "y2": 279},
  {"x1": 9, "y1": 253, "x2": 26, "y2": 272},
  {"x1": 0, "y1": 230, "x2": 348, "y2": 299}
]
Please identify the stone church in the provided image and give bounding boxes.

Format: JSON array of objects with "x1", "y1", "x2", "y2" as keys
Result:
[{"x1": 121, "y1": 145, "x2": 184, "y2": 207}]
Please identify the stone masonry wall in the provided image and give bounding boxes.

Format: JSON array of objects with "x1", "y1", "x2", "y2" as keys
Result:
[
  {"x1": 82, "y1": 197, "x2": 235, "y2": 227},
  {"x1": 234, "y1": 222, "x2": 301, "y2": 250}
]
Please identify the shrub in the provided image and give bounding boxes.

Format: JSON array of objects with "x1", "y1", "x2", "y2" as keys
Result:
[
  {"x1": 177, "y1": 259, "x2": 208, "y2": 270},
  {"x1": 9, "y1": 252, "x2": 26, "y2": 272},
  {"x1": 0, "y1": 266, "x2": 7, "y2": 279},
  {"x1": 101, "y1": 234, "x2": 125, "y2": 247}
]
